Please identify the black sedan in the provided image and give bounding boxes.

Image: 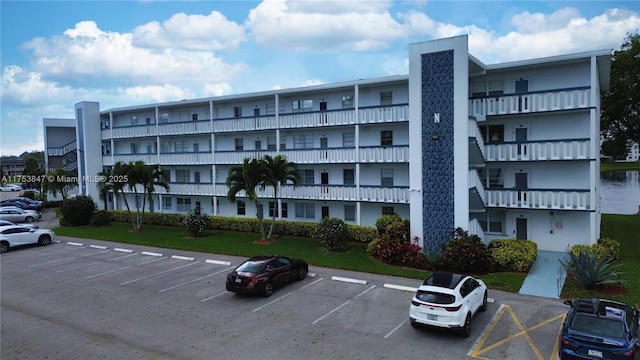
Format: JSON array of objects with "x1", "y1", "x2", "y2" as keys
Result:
[{"x1": 226, "y1": 254, "x2": 308, "y2": 297}]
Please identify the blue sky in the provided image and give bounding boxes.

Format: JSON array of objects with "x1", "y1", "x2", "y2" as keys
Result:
[{"x1": 1, "y1": 0, "x2": 639, "y2": 156}]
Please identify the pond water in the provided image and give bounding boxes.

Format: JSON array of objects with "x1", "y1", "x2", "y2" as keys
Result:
[{"x1": 600, "y1": 170, "x2": 640, "y2": 214}]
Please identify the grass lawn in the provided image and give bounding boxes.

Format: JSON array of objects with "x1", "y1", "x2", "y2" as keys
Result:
[
  {"x1": 601, "y1": 160, "x2": 640, "y2": 172},
  {"x1": 52, "y1": 214, "x2": 639, "y2": 302}
]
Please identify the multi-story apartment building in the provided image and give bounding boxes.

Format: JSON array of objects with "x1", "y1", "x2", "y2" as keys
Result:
[{"x1": 44, "y1": 36, "x2": 611, "y2": 252}]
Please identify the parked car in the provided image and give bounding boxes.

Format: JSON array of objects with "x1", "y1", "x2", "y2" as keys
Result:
[
  {"x1": 409, "y1": 272, "x2": 488, "y2": 337},
  {"x1": 6, "y1": 197, "x2": 44, "y2": 208},
  {"x1": 0, "y1": 225, "x2": 55, "y2": 253},
  {"x1": 0, "y1": 199, "x2": 43, "y2": 212},
  {"x1": 0, "y1": 207, "x2": 41, "y2": 223},
  {"x1": 226, "y1": 254, "x2": 309, "y2": 297},
  {"x1": 559, "y1": 298, "x2": 639, "y2": 360},
  {"x1": 0, "y1": 220, "x2": 39, "y2": 229},
  {"x1": 0, "y1": 184, "x2": 23, "y2": 191}
]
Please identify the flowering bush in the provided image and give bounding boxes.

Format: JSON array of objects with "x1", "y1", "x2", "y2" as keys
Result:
[
  {"x1": 438, "y1": 228, "x2": 493, "y2": 273},
  {"x1": 183, "y1": 210, "x2": 212, "y2": 237},
  {"x1": 315, "y1": 217, "x2": 350, "y2": 252}
]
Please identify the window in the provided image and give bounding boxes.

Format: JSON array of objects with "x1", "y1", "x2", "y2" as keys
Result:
[
  {"x1": 472, "y1": 80, "x2": 504, "y2": 98},
  {"x1": 146, "y1": 143, "x2": 154, "y2": 154},
  {"x1": 131, "y1": 143, "x2": 139, "y2": 154},
  {"x1": 163, "y1": 197, "x2": 172, "y2": 210},
  {"x1": 293, "y1": 135, "x2": 314, "y2": 149},
  {"x1": 237, "y1": 200, "x2": 246, "y2": 215},
  {"x1": 343, "y1": 169, "x2": 355, "y2": 186},
  {"x1": 295, "y1": 203, "x2": 315, "y2": 219},
  {"x1": 176, "y1": 169, "x2": 190, "y2": 182},
  {"x1": 131, "y1": 116, "x2": 138, "y2": 125},
  {"x1": 194, "y1": 171, "x2": 200, "y2": 183},
  {"x1": 192, "y1": 113, "x2": 198, "y2": 121},
  {"x1": 343, "y1": 132, "x2": 354, "y2": 147},
  {"x1": 281, "y1": 203, "x2": 288, "y2": 218},
  {"x1": 177, "y1": 198, "x2": 191, "y2": 212},
  {"x1": 175, "y1": 140, "x2": 189, "y2": 152},
  {"x1": 193, "y1": 142, "x2": 199, "y2": 152},
  {"x1": 235, "y1": 138, "x2": 244, "y2": 151},
  {"x1": 254, "y1": 139, "x2": 261, "y2": 150},
  {"x1": 267, "y1": 136, "x2": 276, "y2": 150},
  {"x1": 480, "y1": 124, "x2": 504, "y2": 143},
  {"x1": 380, "y1": 91, "x2": 393, "y2": 106},
  {"x1": 234, "y1": 106, "x2": 242, "y2": 118},
  {"x1": 471, "y1": 81, "x2": 486, "y2": 98},
  {"x1": 280, "y1": 136, "x2": 286, "y2": 150},
  {"x1": 381, "y1": 169, "x2": 394, "y2": 186},
  {"x1": 341, "y1": 95, "x2": 354, "y2": 109},
  {"x1": 161, "y1": 169, "x2": 170, "y2": 182},
  {"x1": 301, "y1": 169, "x2": 314, "y2": 184},
  {"x1": 487, "y1": 210, "x2": 503, "y2": 233},
  {"x1": 146, "y1": 117, "x2": 152, "y2": 125},
  {"x1": 268, "y1": 202, "x2": 278, "y2": 217},
  {"x1": 381, "y1": 131, "x2": 393, "y2": 146},
  {"x1": 488, "y1": 80, "x2": 504, "y2": 96},
  {"x1": 382, "y1": 206, "x2": 394, "y2": 216},
  {"x1": 159, "y1": 113, "x2": 169, "y2": 123},
  {"x1": 488, "y1": 168, "x2": 503, "y2": 188},
  {"x1": 101, "y1": 120, "x2": 110, "y2": 129},
  {"x1": 293, "y1": 99, "x2": 313, "y2": 112},
  {"x1": 344, "y1": 204, "x2": 356, "y2": 221},
  {"x1": 161, "y1": 141, "x2": 171, "y2": 153}
]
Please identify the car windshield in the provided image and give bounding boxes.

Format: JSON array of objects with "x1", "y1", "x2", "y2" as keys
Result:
[
  {"x1": 571, "y1": 314, "x2": 625, "y2": 338},
  {"x1": 236, "y1": 261, "x2": 264, "y2": 273},
  {"x1": 415, "y1": 291, "x2": 455, "y2": 304}
]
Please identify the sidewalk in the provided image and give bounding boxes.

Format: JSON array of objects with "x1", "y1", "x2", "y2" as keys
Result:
[{"x1": 519, "y1": 250, "x2": 568, "y2": 298}]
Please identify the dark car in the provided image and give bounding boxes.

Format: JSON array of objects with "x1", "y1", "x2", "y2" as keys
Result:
[
  {"x1": 10, "y1": 196, "x2": 44, "y2": 207},
  {"x1": 0, "y1": 199, "x2": 43, "y2": 212},
  {"x1": 226, "y1": 254, "x2": 308, "y2": 297},
  {"x1": 559, "y1": 298, "x2": 639, "y2": 360}
]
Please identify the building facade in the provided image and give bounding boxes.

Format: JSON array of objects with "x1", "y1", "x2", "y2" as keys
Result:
[{"x1": 44, "y1": 36, "x2": 611, "y2": 252}]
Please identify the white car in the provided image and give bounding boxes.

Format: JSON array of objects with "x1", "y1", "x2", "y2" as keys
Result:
[
  {"x1": 409, "y1": 272, "x2": 488, "y2": 337},
  {"x1": 0, "y1": 220, "x2": 39, "y2": 229},
  {"x1": 0, "y1": 225, "x2": 55, "y2": 253},
  {"x1": 0, "y1": 184, "x2": 23, "y2": 191},
  {"x1": 0, "y1": 206, "x2": 41, "y2": 223}
]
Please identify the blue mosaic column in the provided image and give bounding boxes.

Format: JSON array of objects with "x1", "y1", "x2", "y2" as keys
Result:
[{"x1": 421, "y1": 50, "x2": 455, "y2": 250}]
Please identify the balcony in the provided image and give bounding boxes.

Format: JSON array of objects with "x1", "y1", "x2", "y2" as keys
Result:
[
  {"x1": 283, "y1": 148, "x2": 355, "y2": 164},
  {"x1": 359, "y1": 186, "x2": 409, "y2": 203},
  {"x1": 105, "y1": 125, "x2": 157, "y2": 139},
  {"x1": 358, "y1": 104, "x2": 409, "y2": 124},
  {"x1": 158, "y1": 152, "x2": 214, "y2": 165},
  {"x1": 485, "y1": 189, "x2": 590, "y2": 210},
  {"x1": 279, "y1": 109, "x2": 355, "y2": 128},
  {"x1": 485, "y1": 139, "x2": 590, "y2": 162},
  {"x1": 158, "y1": 120, "x2": 211, "y2": 136},
  {"x1": 468, "y1": 169, "x2": 486, "y2": 210},
  {"x1": 280, "y1": 185, "x2": 358, "y2": 201},
  {"x1": 469, "y1": 87, "x2": 591, "y2": 121},
  {"x1": 213, "y1": 116, "x2": 277, "y2": 133},
  {"x1": 107, "y1": 153, "x2": 158, "y2": 166},
  {"x1": 359, "y1": 145, "x2": 409, "y2": 163},
  {"x1": 162, "y1": 183, "x2": 215, "y2": 196},
  {"x1": 214, "y1": 150, "x2": 278, "y2": 165}
]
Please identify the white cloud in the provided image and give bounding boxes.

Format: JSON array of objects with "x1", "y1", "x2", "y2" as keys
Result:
[
  {"x1": 23, "y1": 21, "x2": 248, "y2": 86},
  {"x1": 246, "y1": 0, "x2": 404, "y2": 51},
  {"x1": 132, "y1": 11, "x2": 247, "y2": 51}
]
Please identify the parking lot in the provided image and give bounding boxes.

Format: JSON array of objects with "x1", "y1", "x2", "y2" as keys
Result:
[{"x1": 1, "y1": 235, "x2": 567, "y2": 360}]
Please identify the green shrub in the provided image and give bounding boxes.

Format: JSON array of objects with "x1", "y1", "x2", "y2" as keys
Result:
[
  {"x1": 183, "y1": 210, "x2": 212, "y2": 237},
  {"x1": 488, "y1": 239, "x2": 537, "y2": 272},
  {"x1": 316, "y1": 217, "x2": 350, "y2": 252},
  {"x1": 438, "y1": 228, "x2": 493, "y2": 273},
  {"x1": 349, "y1": 225, "x2": 377, "y2": 243},
  {"x1": 375, "y1": 214, "x2": 409, "y2": 241},
  {"x1": 90, "y1": 210, "x2": 111, "y2": 226},
  {"x1": 569, "y1": 239, "x2": 621, "y2": 268},
  {"x1": 61, "y1": 195, "x2": 97, "y2": 226},
  {"x1": 560, "y1": 249, "x2": 626, "y2": 289}
]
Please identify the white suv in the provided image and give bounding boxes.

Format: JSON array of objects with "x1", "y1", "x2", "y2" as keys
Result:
[{"x1": 409, "y1": 272, "x2": 488, "y2": 337}]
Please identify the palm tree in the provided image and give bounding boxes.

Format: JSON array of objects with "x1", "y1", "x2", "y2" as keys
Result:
[
  {"x1": 96, "y1": 169, "x2": 112, "y2": 210},
  {"x1": 43, "y1": 168, "x2": 78, "y2": 202},
  {"x1": 263, "y1": 154, "x2": 300, "y2": 239},
  {"x1": 111, "y1": 161, "x2": 169, "y2": 231},
  {"x1": 226, "y1": 157, "x2": 267, "y2": 240}
]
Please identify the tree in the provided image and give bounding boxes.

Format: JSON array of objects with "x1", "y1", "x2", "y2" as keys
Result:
[
  {"x1": 95, "y1": 170, "x2": 112, "y2": 210},
  {"x1": 601, "y1": 32, "x2": 640, "y2": 155},
  {"x1": 226, "y1": 157, "x2": 268, "y2": 240},
  {"x1": 43, "y1": 168, "x2": 78, "y2": 202},
  {"x1": 111, "y1": 161, "x2": 169, "y2": 231},
  {"x1": 262, "y1": 154, "x2": 300, "y2": 239},
  {"x1": 21, "y1": 156, "x2": 45, "y2": 189}
]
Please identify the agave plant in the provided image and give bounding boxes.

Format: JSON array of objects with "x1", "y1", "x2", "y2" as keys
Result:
[{"x1": 560, "y1": 248, "x2": 626, "y2": 289}]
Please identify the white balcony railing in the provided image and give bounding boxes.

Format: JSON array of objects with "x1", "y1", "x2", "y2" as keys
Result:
[
  {"x1": 485, "y1": 140, "x2": 590, "y2": 162},
  {"x1": 358, "y1": 104, "x2": 409, "y2": 124},
  {"x1": 213, "y1": 116, "x2": 277, "y2": 133},
  {"x1": 283, "y1": 149, "x2": 356, "y2": 164},
  {"x1": 359, "y1": 186, "x2": 409, "y2": 203},
  {"x1": 158, "y1": 121, "x2": 212, "y2": 136},
  {"x1": 162, "y1": 183, "x2": 215, "y2": 196},
  {"x1": 359, "y1": 146, "x2": 409, "y2": 163},
  {"x1": 158, "y1": 152, "x2": 214, "y2": 165},
  {"x1": 47, "y1": 141, "x2": 77, "y2": 156},
  {"x1": 470, "y1": 88, "x2": 591, "y2": 120},
  {"x1": 485, "y1": 189, "x2": 590, "y2": 210},
  {"x1": 214, "y1": 151, "x2": 278, "y2": 165},
  {"x1": 280, "y1": 185, "x2": 358, "y2": 201},
  {"x1": 279, "y1": 110, "x2": 355, "y2": 128}
]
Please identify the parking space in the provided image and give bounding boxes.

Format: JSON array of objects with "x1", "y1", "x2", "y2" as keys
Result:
[{"x1": 1, "y1": 238, "x2": 567, "y2": 359}]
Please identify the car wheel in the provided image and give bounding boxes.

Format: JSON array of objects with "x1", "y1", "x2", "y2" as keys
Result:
[
  {"x1": 297, "y1": 267, "x2": 308, "y2": 280},
  {"x1": 25, "y1": 216, "x2": 35, "y2": 223},
  {"x1": 0, "y1": 241, "x2": 8, "y2": 253},
  {"x1": 460, "y1": 313, "x2": 471, "y2": 338},
  {"x1": 410, "y1": 320, "x2": 420, "y2": 329},
  {"x1": 38, "y1": 235, "x2": 51, "y2": 246},
  {"x1": 480, "y1": 291, "x2": 488, "y2": 312},
  {"x1": 263, "y1": 282, "x2": 274, "y2": 297}
]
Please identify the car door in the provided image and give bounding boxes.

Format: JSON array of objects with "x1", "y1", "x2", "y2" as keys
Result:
[
  {"x1": 10, "y1": 227, "x2": 35, "y2": 246},
  {"x1": 269, "y1": 258, "x2": 291, "y2": 285},
  {"x1": 462, "y1": 279, "x2": 482, "y2": 313}
]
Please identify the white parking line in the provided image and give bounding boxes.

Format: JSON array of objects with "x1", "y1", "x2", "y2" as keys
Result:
[
  {"x1": 384, "y1": 318, "x2": 409, "y2": 339},
  {"x1": 89, "y1": 245, "x2": 108, "y2": 250},
  {"x1": 383, "y1": 284, "x2": 418, "y2": 292},
  {"x1": 120, "y1": 261, "x2": 200, "y2": 285},
  {"x1": 142, "y1": 251, "x2": 163, "y2": 257},
  {"x1": 29, "y1": 256, "x2": 76, "y2": 267},
  {"x1": 252, "y1": 278, "x2": 325, "y2": 313},
  {"x1": 331, "y1": 276, "x2": 368, "y2": 285},
  {"x1": 158, "y1": 267, "x2": 233, "y2": 293},
  {"x1": 114, "y1": 248, "x2": 134, "y2": 253},
  {"x1": 201, "y1": 291, "x2": 228, "y2": 302},
  {"x1": 2, "y1": 251, "x2": 54, "y2": 263},
  {"x1": 312, "y1": 285, "x2": 376, "y2": 324},
  {"x1": 171, "y1": 255, "x2": 194, "y2": 261},
  {"x1": 67, "y1": 242, "x2": 84, "y2": 247},
  {"x1": 86, "y1": 266, "x2": 133, "y2": 279},
  {"x1": 205, "y1": 259, "x2": 232, "y2": 266},
  {"x1": 55, "y1": 261, "x2": 102, "y2": 273}
]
